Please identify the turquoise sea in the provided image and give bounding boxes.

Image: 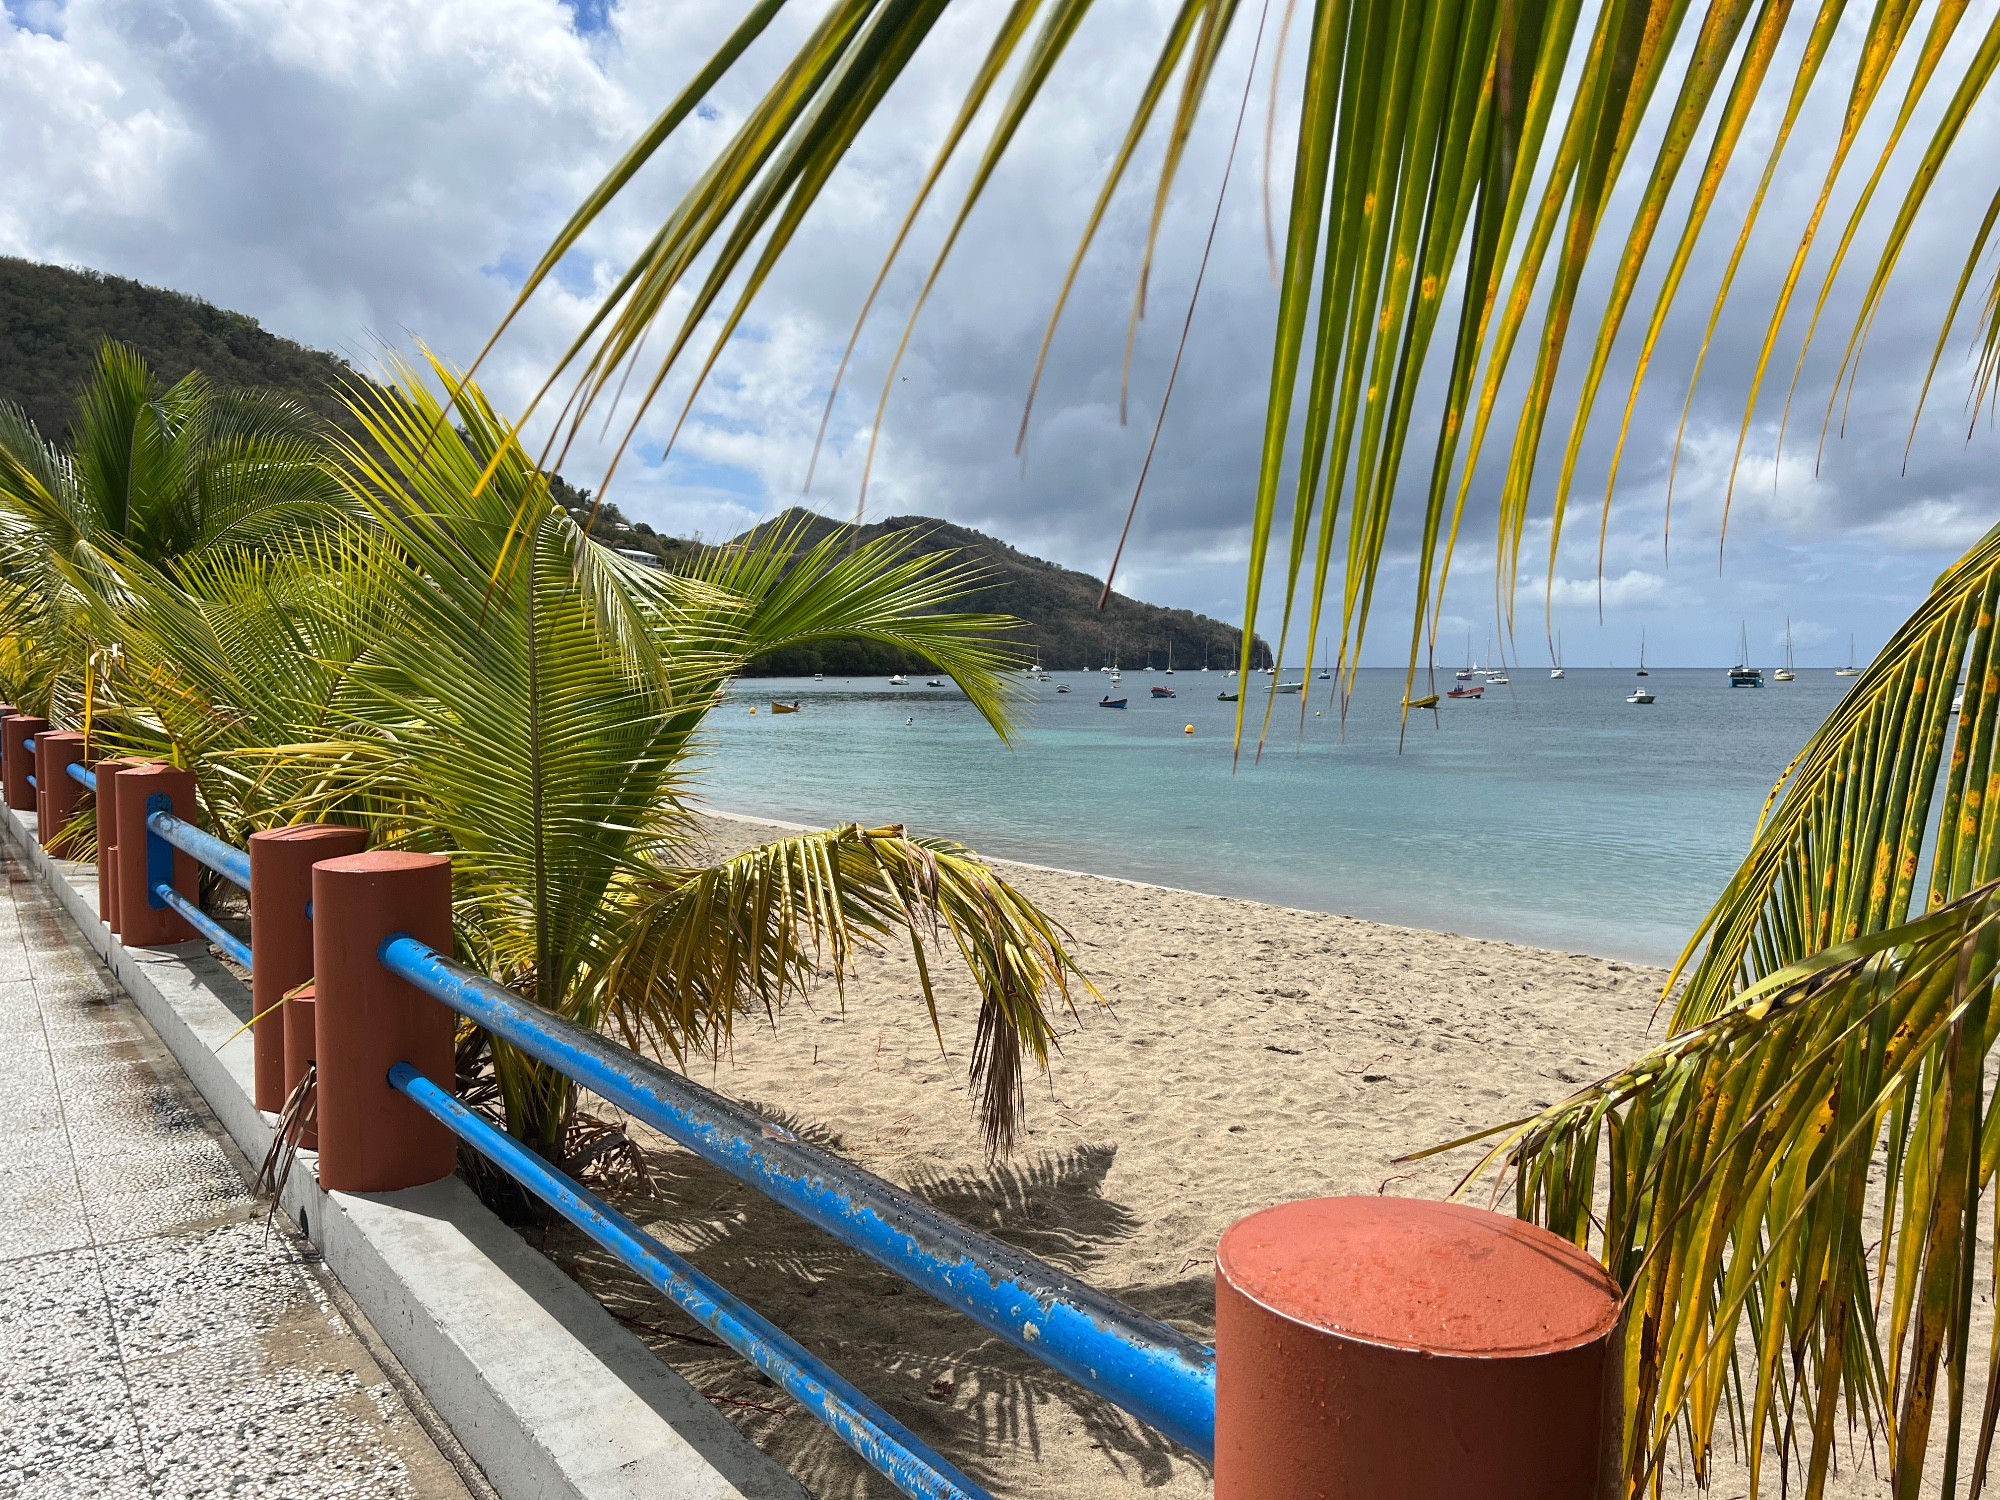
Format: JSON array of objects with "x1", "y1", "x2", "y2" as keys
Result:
[{"x1": 699, "y1": 667, "x2": 1856, "y2": 965}]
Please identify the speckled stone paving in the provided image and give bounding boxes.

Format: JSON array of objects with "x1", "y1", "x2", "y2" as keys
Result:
[{"x1": 0, "y1": 846, "x2": 487, "y2": 1498}]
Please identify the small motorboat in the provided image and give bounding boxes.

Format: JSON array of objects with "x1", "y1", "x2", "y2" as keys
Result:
[
  {"x1": 1150, "y1": 686, "x2": 1176, "y2": 698},
  {"x1": 813, "y1": 673, "x2": 823, "y2": 681},
  {"x1": 1275, "y1": 681, "x2": 1305, "y2": 694},
  {"x1": 889, "y1": 674, "x2": 908, "y2": 685},
  {"x1": 1217, "y1": 691, "x2": 1239, "y2": 701},
  {"x1": 1628, "y1": 687, "x2": 1656, "y2": 704},
  {"x1": 1404, "y1": 693, "x2": 1440, "y2": 709},
  {"x1": 1099, "y1": 695, "x2": 1128, "y2": 709},
  {"x1": 770, "y1": 701, "x2": 801, "y2": 714},
  {"x1": 1446, "y1": 684, "x2": 1483, "y2": 699},
  {"x1": 1057, "y1": 683, "x2": 1071, "y2": 693},
  {"x1": 926, "y1": 678, "x2": 945, "y2": 687},
  {"x1": 1485, "y1": 671, "x2": 1510, "y2": 686}
]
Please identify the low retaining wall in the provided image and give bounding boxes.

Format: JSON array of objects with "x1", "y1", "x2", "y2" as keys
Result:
[{"x1": 3, "y1": 805, "x2": 807, "y2": 1500}]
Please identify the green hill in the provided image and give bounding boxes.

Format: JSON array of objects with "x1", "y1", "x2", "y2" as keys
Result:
[
  {"x1": 0, "y1": 257, "x2": 369, "y2": 441},
  {"x1": 732, "y1": 509, "x2": 1268, "y2": 677}
]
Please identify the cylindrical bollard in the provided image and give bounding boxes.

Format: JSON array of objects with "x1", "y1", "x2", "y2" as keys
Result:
[
  {"x1": 93, "y1": 758, "x2": 151, "y2": 932},
  {"x1": 248, "y1": 824, "x2": 366, "y2": 1114},
  {"x1": 113, "y1": 764, "x2": 198, "y2": 947},
  {"x1": 34, "y1": 732, "x2": 88, "y2": 856},
  {"x1": 1214, "y1": 1197, "x2": 1620, "y2": 1499},
  {"x1": 311, "y1": 851, "x2": 456, "y2": 1192},
  {"x1": 282, "y1": 982, "x2": 319, "y2": 1150},
  {"x1": 3, "y1": 715, "x2": 49, "y2": 813}
]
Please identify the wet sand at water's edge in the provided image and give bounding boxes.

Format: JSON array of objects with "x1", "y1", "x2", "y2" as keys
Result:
[{"x1": 538, "y1": 812, "x2": 1981, "y2": 1499}]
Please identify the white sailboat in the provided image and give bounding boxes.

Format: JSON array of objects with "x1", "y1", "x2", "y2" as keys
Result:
[
  {"x1": 1774, "y1": 619, "x2": 1795, "y2": 681},
  {"x1": 1835, "y1": 634, "x2": 1863, "y2": 676},
  {"x1": 1550, "y1": 631, "x2": 1564, "y2": 679}
]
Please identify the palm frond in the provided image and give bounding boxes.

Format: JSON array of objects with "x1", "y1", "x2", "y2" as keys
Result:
[
  {"x1": 499, "y1": 0, "x2": 2000, "y2": 749},
  {"x1": 1444, "y1": 886, "x2": 2000, "y2": 1499},
  {"x1": 605, "y1": 823, "x2": 1093, "y2": 1151},
  {"x1": 1671, "y1": 520, "x2": 2000, "y2": 1026}
]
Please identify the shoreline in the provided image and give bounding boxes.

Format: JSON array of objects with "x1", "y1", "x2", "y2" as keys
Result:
[{"x1": 696, "y1": 800, "x2": 1669, "y2": 969}]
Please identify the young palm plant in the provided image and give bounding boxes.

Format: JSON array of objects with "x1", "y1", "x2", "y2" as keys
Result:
[
  {"x1": 0, "y1": 339, "x2": 341, "y2": 724},
  {"x1": 106, "y1": 357, "x2": 1091, "y2": 1157}
]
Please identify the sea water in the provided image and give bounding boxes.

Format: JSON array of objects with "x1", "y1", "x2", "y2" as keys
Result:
[{"x1": 700, "y1": 667, "x2": 1855, "y2": 965}]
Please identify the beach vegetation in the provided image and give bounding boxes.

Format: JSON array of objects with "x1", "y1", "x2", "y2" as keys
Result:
[{"x1": 0, "y1": 350, "x2": 1090, "y2": 1158}]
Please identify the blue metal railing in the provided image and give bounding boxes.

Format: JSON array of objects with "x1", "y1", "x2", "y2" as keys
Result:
[
  {"x1": 66, "y1": 762, "x2": 95, "y2": 791},
  {"x1": 153, "y1": 883, "x2": 254, "y2": 966},
  {"x1": 147, "y1": 808, "x2": 252, "y2": 890},
  {"x1": 23, "y1": 736, "x2": 34, "y2": 754},
  {"x1": 379, "y1": 934, "x2": 1217, "y2": 1456},
  {"x1": 391, "y1": 1063, "x2": 995, "y2": 1500},
  {"x1": 25, "y1": 774, "x2": 34, "y2": 790}
]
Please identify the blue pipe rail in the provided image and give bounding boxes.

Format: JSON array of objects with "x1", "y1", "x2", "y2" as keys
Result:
[
  {"x1": 66, "y1": 762, "x2": 95, "y2": 791},
  {"x1": 379, "y1": 935, "x2": 1217, "y2": 1455},
  {"x1": 390, "y1": 1064, "x2": 995, "y2": 1500},
  {"x1": 23, "y1": 736, "x2": 33, "y2": 754},
  {"x1": 153, "y1": 883, "x2": 253, "y2": 968},
  {"x1": 146, "y1": 808, "x2": 252, "y2": 890},
  {"x1": 25, "y1": 774, "x2": 34, "y2": 790}
]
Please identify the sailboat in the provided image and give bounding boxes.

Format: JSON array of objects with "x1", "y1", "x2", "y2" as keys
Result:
[
  {"x1": 1457, "y1": 629, "x2": 1475, "y2": 681},
  {"x1": 1165, "y1": 642, "x2": 1175, "y2": 675},
  {"x1": 1774, "y1": 619, "x2": 1796, "y2": 681},
  {"x1": 1550, "y1": 631, "x2": 1564, "y2": 679},
  {"x1": 1835, "y1": 635, "x2": 1863, "y2": 676},
  {"x1": 1728, "y1": 624, "x2": 1763, "y2": 688},
  {"x1": 1636, "y1": 631, "x2": 1649, "y2": 677},
  {"x1": 1317, "y1": 635, "x2": 1332, "y2": 681}
]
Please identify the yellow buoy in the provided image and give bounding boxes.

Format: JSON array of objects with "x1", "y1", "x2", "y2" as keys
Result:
[
  {"x1": 1184, "y1": 725, "x2": 1194, "y2": 734},
  {"x1": 749, "y1": 707, "x2": 757, "y2": 714}
]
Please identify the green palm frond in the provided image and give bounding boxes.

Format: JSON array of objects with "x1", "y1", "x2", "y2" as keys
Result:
[
  {"x1": 496, "y1": 0, "x2": 1999, "y2": 745},
  {"x1": 605, "y1": 823, "x2": 1093, "y2": 1152},
  {"x1": 1441, "y1": 886, "x2": 2000, "y2": 1499},
  {"x1": 1671, "y1": 521, "x2": 2000, "y2": 1026}
]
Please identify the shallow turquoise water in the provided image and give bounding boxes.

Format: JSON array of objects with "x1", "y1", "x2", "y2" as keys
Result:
[{"x1": 699, "y1": 667, "x2": 1856, "y2": 964}]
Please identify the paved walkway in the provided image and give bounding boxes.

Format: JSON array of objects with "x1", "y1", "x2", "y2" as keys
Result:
[{"x1": 0, "y1": 844, "x2": 489, "y2": 1497}]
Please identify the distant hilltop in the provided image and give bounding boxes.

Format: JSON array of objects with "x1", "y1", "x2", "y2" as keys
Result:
[
  {"x1": 728, "y1": 508, "x2": 1270, "y2": 678},
  {"x1": 0, "y1": 260, "x2": 1263, "y2": 677},
  {"x1": 0, "y1": 257, "x2": 366, "y2": 441}
]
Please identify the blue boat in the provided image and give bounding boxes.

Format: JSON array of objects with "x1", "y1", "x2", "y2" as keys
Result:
[{"x1": 1099, "y1": 695, "x2": 1128, "y2": 709}]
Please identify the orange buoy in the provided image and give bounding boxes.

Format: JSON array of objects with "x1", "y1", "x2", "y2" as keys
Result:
[
  {"x1": 749, "y1": 707, "x2": 757, "y2": 714},
  {"x1": 1185, "y1": 725, "x2": 1194, "y2": 734}
]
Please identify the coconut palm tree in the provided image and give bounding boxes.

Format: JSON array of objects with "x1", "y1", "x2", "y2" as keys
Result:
[
  {"x1": 0, "y1": 339, "x2": 342, "y2": 723},
  {"x1": 89, "y1": 357, "x2": 1088, "y2": 1157}
]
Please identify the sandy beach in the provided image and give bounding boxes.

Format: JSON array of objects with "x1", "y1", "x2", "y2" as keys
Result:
[{"x1": 539, "y1": 811, "x2": 1971, "y2": 1499}]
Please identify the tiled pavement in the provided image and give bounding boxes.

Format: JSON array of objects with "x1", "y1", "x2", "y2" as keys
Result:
[{"x1": 0, "y1": 845, "x2": 489, "y2": 1497}]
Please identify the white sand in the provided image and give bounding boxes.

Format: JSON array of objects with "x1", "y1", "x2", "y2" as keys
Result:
[{"x1": 540, "y1": 812, "x2": 1965, "y2": 1498}]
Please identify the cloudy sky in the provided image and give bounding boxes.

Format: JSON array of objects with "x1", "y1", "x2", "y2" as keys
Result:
[{"x1": 2, "y1": 0, "x2": 1996, "y2": 667}]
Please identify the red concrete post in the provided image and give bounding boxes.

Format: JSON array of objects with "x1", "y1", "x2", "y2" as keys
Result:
[
  {"x1": 248, "y1": 825, "x2": 367, "y2": 1114},
  {"x1": 311, "y1": 851, "x2": 456, "y2": 1192},
  {"x1": 1214, "y1": 1197, "x2": 1621, "y2": 1500},
  {"x1": 93, "y1": 758, "x2": 150, "y2": 932},
  {"x1": 3, "y1": 715, "x2": 48, "y2": 812},
  {"x1": 34, "y1": 732, "x2": 88, "y2": 856},
  {"x1": 113, "y1": 764, "x2": 198, "y2": 947},
  {"x1": 283, "y1": 983, "x2": 319, "y2": 1150}
]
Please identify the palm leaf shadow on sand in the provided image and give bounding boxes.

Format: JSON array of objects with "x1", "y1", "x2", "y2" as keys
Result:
[{"x1": 545, "y1": 1102, "x2": 1212, "y2": 1498}]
